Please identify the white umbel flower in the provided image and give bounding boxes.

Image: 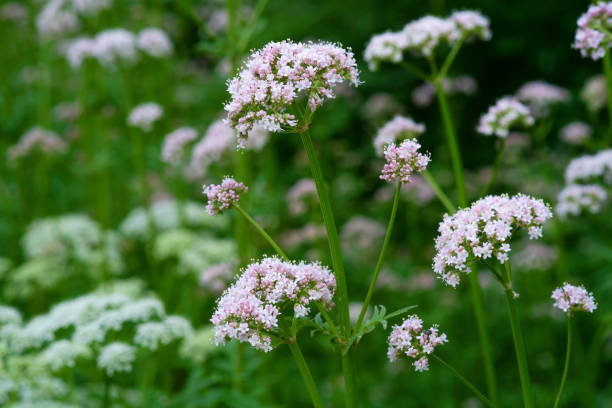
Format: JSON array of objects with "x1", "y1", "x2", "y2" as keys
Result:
[{"x1": 97, "y1": 342, "x2": 136, "y2": 376}]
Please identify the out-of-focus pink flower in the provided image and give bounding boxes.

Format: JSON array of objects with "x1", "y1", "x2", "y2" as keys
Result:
[{"x1": 477, "y1": 97, "x2": 534, "y2": 138}]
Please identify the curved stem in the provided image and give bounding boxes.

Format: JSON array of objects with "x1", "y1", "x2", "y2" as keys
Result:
[
  {"x1": 300, "y1": 129, "x2": 356, "y2": 408},
  {"x1": 432, "y1": 354, "x2": 495, "y2": 408},
  {"x1": 316, "y1": 303, "x2": 339, "y2": 338},
  {"x1": 434, "y1": 83, "x2": 467, "y2": 207},
  {"x1": 399, "y1": 61, "x2": 429, "y2": 81},
  {"x1": 602, "y1": 51, "x2": 612, "y2": 145},
  {"x1": 288, "y1": 340, "x2": 325, "y2": 408},
  {"x1": 503, "y1": 262, "x2": 534, "y2": 408},
  {"x1": 553, "y1": 317, "x2": 572, "y2": 408},
  {"x1": 480, "y1": 138, "x2": 506, "y2": 197},
  {"x1": 422, "y1": 170, "x2": 456, "y2": 213},
  {"x1": 355, "y1": 181, "x2": 401, "y2": 331},
  {"x1": 234, "y1": 204, "x2": 289, "y2": 260}
]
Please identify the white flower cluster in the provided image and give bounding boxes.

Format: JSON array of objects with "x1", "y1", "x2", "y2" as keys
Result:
[
  {"x1": 365, "y1": 10, "x2": 491, "y2": 70},
  {"x1": 1, "y1": 291, "x2": 192, "y2": 376},
  {"x1": 97, "y1": 342, "x2": 135, "y2": 375},
  {"x1": 119, "y1": 200, "x2": 227, "y2": 241},
  {"x1": 127, "y1": 102, "x2": 164, "y2": 132},
  {"x1": 564, "y1": 149, "x2": 612, "y2": 184},
  {"x1": 64, "y1": 27, "x2": 172, "y2": 69},
  {"x1": 477, "y1": 97, "x2": 535, "y2": 138},
  {"x1": 556, "y1": 184, "x2": 608, "y2": 218}
]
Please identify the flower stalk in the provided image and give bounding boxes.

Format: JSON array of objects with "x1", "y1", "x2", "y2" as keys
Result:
[{"x1": 553, "y1": 317, "x2": 572, "y2": 408}]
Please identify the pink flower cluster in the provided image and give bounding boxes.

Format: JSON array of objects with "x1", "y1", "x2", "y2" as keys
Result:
[
  {"x1": 556, "y1": 184, "x2": 608, "y2": 218},
  {"x1": 200, "y1": 262, "x2": 235, "y2": 293},
  {"x1": 7, "y1": 127, "x2": 68, "y2": 166},
  {"x1": 477, "y1": 97, "x2": 534, "y2": 138},
  {"x1": 387, "y1": 315, "x2": 447, "y2": 372},
  {"x1": 202, "y1": 177, "x2": 248, "y2": 216},
  {"x1": 137, "y1": 28, "x2": 173, "y2": 58},
  {"x1": 564, "y1": 149, "x2": 612, "y2": 184},
  {"x1": 364, "y1": 10, "x2": 490, "y2": 69},
  {"x1": 224, "y1": 40, "x2": 360, "y2": 147},
  {"x1": 516, "y1": 80, "x2": 569, "y2": 117},
  {"x1": 373, "y1": 116, "x2": 425, "y2": 156},
  {"x1": 551, "y1": 283, "x2": 597, "y2": 313},
  {"x1": 574, "y1": 2, "x2": 612, "y2": 60},
  {"x1": 581, "y1": 75, "x2": 607, "y2": 112},
  {"x1": 559, "y1": 122, "x2": 592, "y2": 145},
  {"x1": 433, "y1": 194, "x2": 553, "y2": 287},
  {"x1": 127, "y1": 102, "x2": 163, "y2": 132},
  {"x1": 161, "y1": 127, "x2": 198, "y2": 165},
  {"x1": 380, "y1": 139, "x2": 430, "y2": 184},
  {"x1": 287, "y1": 179, "x2": 318, "y2": 216},
  {"x1": 211, "y1": 257, "x2": 336, "y2": 352}
]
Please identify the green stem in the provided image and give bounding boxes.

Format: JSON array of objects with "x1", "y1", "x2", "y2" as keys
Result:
[
  {"x1": 434, "y1": 82, "x2": 467, "y2": 207},
  {"x1": 432, "y1": 354, "x2": 495, "y2": 408},
  {"x1": 422, "y1": 170, "x2": 456, "y2": 213},
  {"x1": 316, "y1": 303, "x2": 339, "y2": 338},
  {"x1": 355, "y1": 181, "x2": 401, "y2": 331},
  {"x1": 553, "y1": 317, "x2": 572, "y2": 408},
  {"x1": 433, "y1": 72, "x2": 498, "y2": 406},
  {"x1": 603, "y1": 50, "x2": 612, "y2": 145},
  {"x1": 233, "y1": 341, "x2": 244, "y2": 393},
  {"x1": 503, "y1": 262, "x2": 534, "y2": 408},
  {"x1": 288, "y1": 340, "x2": 325, "y2": 408},
  {"x1": 300, "y1": 129, "x2": 356, "y2": 408},
  {"x1": 480, "y1": 138, "x2": 506, "y2": 197},
  {"x1": 103, "y1": 372, "x2": 110, "y2": 408},
  {"x1": 299, "y1": 130, "x2": 350, "y2": 333},
  {"x1": 234, "y1": 204, "x2": 289, "y2": 260},
  {"x1": 399, "y1": 61, "x2": 429, "y2": 81},
  {"x1": 469, "y1": 272, "x2": 499, "y2": 406},
  {"x1": 439, "y1": 40, "x2": 464, "y2": 79}
]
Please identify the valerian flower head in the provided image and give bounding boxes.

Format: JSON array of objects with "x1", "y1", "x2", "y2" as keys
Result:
[
  {"x1": 137, "y1": 28, "x2": 173, "y2": 58},
  {"x1": 559, "y1": 122, "x2": 592, "y2": 145},
  {"x1": 433, "y1": 194, "x2": 553, "y2": 287},
  {"x1": 574, "y1": 2, "x2": 612, "y2": 60},
  {"x1": 287, "y1": 179, "x2": 318, "y2": 216},
  {"x1": 387, "y1": 315, "x2": 447, "y2": 372},
  {"x1": 211, "y1": 257, "x2": 336, "y2": 352},
  {"x1": 127, "y1": 102, "x2": 163, "y2": 132},
  {"x1": 552, "y1": 283, "x2": 597, "y2": 314},
  {"x1": 516, "y1": 80, "x2": 569, "y2": 117},
  {"x1": 161, "y1": 127, "x2": 198, "y2": 165},
  {"x1": 7, "y1": 127, "x2": 67, "y2": 166},
  {"x1": 581, "y1": 75, "x2": 607, "y2": 112},
  {"x1": 93, "y1": 28, "x2": 137, "y2": 67},
  {"x1": 202, "y1": 177, "x2": 248, "y2": 216},
  {"x1": 556, "y1": 184, "x2": 608, "y2": 218},
  {"x1": 373, "y1": 116, "x2": 425, "y2": 156},
  {"x1": 380, "y1": 139, "x2": 430, "y2": 184},
  {"x1": 477, "y1": 97, "x2": 534, "y2": 138},
  {"x1": 364, "y1": 10, "x2": 491, "y2": 69},
  {"x1": 564, "y1": 149, "x2": 612, "y2": 184},
  {"x1": 224, "y1": 40, "x2": 360, "y2": 147}
]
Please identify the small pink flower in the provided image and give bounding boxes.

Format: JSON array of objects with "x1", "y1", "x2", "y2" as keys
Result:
[
  {"x1": 551, "y1": 283, "x2": 597, "y2": 314},
  {"x1": 202, "y1": 177, "x2": 248, "y2": 216},
  {"x1": 387, "y1": 315, "x2": 447, "y2": 372},
  {"x1": 380, "y1": 139, "x2": 430, "y2": 184}
]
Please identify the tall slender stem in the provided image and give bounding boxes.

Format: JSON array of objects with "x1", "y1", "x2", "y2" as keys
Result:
[
  {"x1": 553, "y1": 317, "x2": 572, "y2": 408},
  {"x1": 422, "y1": 170, "x2": 456, "y2": 213},
  {"x1": 355, "y1": 181, "x2": 401, "y2": 331},
  {"x1": 300, "y1": 129, "x2": 357, "y2": 408},
  {"x1": 234, "y1": 204, "x2": 289, "y2": 260},
  {"x1": 432, "y1": 354, "x2": 495, "y2": 408},
  {"x1": 434, "y1": 83, "x2": 467, "y2": 207},
  {"x1": 480, "y1": 138, "x2": 506, "y2": 197},
  {"x1": 503, "y1": 262, "x2": 534, "y2": 408},
  {"x1": 469, "y1": 273, "x2": 499, "y2": 406},
  {"x1": 433, "y1": 75, "x2": 498, "y2": 406},
  {"x1": 288, "y1": 340, "x2": 325, "y2": 408},
  {"x1": 603, "y1": 50, "x2": 612, "y2": 145}
]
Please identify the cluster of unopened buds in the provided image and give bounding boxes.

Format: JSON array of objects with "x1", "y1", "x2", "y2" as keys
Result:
[
  {"x1": 551, "y1": 283, "x2": 597, "y2": 314},
  {"x1": 202, "y1": 177, "x2": 248, "y2": 216}
]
